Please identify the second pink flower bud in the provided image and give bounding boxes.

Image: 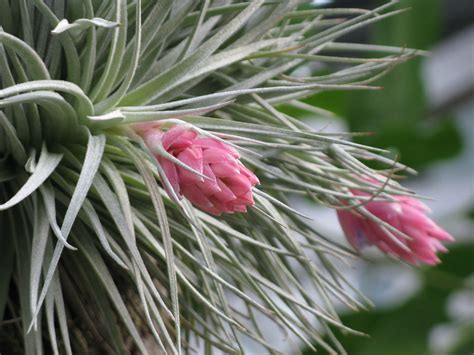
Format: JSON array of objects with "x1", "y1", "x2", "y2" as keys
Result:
[{"x1": 336, "y1": 183, "x2": 454, "y2": 265}]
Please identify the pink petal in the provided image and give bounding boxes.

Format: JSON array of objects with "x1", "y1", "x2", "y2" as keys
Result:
[
  {"x1": 428, "y1": 226, "x2": 454, "y2": 241},
  {"x1": 236, "y1": 190, "x2": 254, "y2": 205},
  {"x1": 211, "y1": 161, "x2": 240, "y2": 178},
  {"x1": 177, "y1": 147, "x2": 204, "y2": 184},
  {"x1": 158, "y1": 157, "x2": 181, "y2": 196},
  {"x1": 193, "y1": 138, "x2": 240, "y2": 158},
  {"x1": 209, "y1": 198, "x2": 234, "y2": 214},
  {"x1": 337, "y1": 210, "x2": 369, "y2": 249},
  {"x1": 397, "y1": 196, "x2": 431, "y2": 213},
  {"x1": 237, "y1": 162, "x2": 259, "y2": 185},
  {"x1": 223, "y1": 174, "x2": 252, "y2": 196},
  {"x1": 213, "y1": 179, "x2": 237, "y2": 203},
  {"x1": 366, "y1": 201, "x2": 403, "y2": 227},
  {"x1": 430, "y1": 239, "x2": 448, "y2": 252},
  {"x1": 232, "y1": 204, "x2": 248, "y2": 213},
  {"x1": 196, "y1": 164, "x2": 221, "y2": 195},
  {"x1": 181, "y1": 185, "x2": 214, "y2": 210},
  {"x1": 410, "y1": 241, "x2": 440, "y2": 265},
  {"x1": 202, "y1": 148, "x2": 236, "y2": 164},
  {"x1": 163, "y1": 126, "x2": 197, "y2": 151}
]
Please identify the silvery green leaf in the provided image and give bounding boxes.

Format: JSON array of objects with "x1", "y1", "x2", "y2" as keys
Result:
[
  {"x1": 0, "y1": 144, "x2": 62, "y2": 211},
  {"x1": 51, "y1": 17, "x2": 119, "y2": 35}
]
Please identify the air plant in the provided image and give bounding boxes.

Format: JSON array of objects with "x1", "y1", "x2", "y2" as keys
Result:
[{"x1": 0, "y1": 1, "x2": 452, "y2": 354}]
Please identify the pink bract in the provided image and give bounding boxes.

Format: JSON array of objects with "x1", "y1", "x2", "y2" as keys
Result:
[
  {"x1": 337, "y1": 187, "x2": 454, "y2": 265},
  {"x1": 140, "y1": 125, "x2": 259, "y2": 215}
]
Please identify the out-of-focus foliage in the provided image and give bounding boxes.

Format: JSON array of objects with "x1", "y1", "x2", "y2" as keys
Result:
[
  {"x1": 284, "y1": 0, "x2": 463, "y2": 170},
  {"x1": 303, "y1": 242, "x2": 474, "y2": 355}
]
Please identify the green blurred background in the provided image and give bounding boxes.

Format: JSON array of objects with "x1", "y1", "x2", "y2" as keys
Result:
[{"x1": 298, "y1": 0, "x2": 474, "y2": 354}]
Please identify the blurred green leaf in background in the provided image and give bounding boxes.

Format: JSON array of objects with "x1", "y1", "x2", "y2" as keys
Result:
[
  {"x1": 302, "y1": 244, "x2": 474, "y2": 355},
  {"x1": 287, "y1": 0, "x2": 463, "y2": 170}
]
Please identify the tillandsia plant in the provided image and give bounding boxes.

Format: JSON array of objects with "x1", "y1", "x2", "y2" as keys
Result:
[{"x1": 0, "y1": 0, "x2": 453, "y2": 354}]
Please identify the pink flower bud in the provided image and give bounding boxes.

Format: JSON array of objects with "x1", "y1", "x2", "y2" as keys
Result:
[
  {"x1": 139, "y1": 125, "x2": 259, "y2": 215},
  {"x1": 337, "y1": 187, "x2": 454, "y2": 265}
]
